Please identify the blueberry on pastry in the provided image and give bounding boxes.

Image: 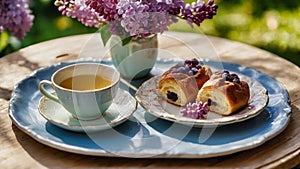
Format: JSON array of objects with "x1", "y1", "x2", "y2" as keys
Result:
[
  {"x1": 158, "y1": 58, "x2": 212, "y2": 106},
  {"x1": 196, "y1": 70, "x2": 250, "y2": 115}
]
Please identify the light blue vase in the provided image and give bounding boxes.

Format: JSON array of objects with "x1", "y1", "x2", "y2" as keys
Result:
[{"x1": 110, "y1": 35, "x2": 158, "y2": 79}]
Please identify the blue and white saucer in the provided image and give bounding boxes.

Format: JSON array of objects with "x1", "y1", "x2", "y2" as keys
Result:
[{"x1": 38, "y1": 89, "x2": 137, "y2": 132}]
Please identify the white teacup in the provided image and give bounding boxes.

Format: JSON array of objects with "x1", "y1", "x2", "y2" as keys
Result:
[{"x1": 39, "y1": 63, "x2": 120, "y2": 120}]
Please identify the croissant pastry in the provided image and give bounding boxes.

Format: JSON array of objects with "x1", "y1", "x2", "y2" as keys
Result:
[
  {"x1": 158, "y1": 58, "x2": 212, "y2": 106},
  {"x1": 196, "y1": 70, "x2": 250, "y2": 115}
]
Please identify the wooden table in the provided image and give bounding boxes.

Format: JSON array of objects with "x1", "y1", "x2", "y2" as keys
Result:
[{"x1": 0, "y1": 32, "x2": 299, "y2": 168}]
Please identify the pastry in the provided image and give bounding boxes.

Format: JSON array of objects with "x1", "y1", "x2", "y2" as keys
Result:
[
  {"x1": 196, "y1": 70, "x2": 250, "y2": 115},
  {"x1": 158, "y1": 58, "x2": 212, "y2": 106}
]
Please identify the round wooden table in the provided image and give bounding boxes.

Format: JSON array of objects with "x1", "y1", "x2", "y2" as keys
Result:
[{"x1": 0, "y1": 32, "x2": 299, "y2": 168}]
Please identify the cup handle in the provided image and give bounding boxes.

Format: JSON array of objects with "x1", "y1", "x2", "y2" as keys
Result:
[{"x1": 39, "y1": 80, "x2": 60, "y2": 103}]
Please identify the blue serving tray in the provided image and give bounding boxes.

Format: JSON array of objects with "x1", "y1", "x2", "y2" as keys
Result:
[{"x1": 9, "y1": 58, "x2": 291, "y2": 158}]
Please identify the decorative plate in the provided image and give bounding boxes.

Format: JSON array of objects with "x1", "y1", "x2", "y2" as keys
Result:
[
  {"x1": 135, "y1": 75, "x2": 269, "y2": 127},
  {"x1": 9, "y1": 59, "x2": 291, "y2": 158},
  {"x1": 38, "y1": 89, "x2": 137, "y2": 132}
]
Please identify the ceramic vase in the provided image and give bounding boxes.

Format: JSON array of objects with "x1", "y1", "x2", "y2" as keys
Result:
[{"x1": 110, "y1": 35, "x2": 158, "y2": 79}]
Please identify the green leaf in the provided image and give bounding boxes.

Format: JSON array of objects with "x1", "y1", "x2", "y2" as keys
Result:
[
  {"x1": 100, "y1": 24, "x2": 112, "y2": 46},
  {"x1": 121, "y1": 36, "x2": 132, "y2": 46}
]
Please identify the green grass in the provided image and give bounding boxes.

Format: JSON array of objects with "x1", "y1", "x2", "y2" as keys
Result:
[{"x1": 1, "y1": 0, "x2": 299, "y2": 67}]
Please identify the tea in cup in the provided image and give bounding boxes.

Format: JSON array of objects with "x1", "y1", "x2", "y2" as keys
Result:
[{"x1": 39, "y1": 63, "x2": 120, "y2": 120}]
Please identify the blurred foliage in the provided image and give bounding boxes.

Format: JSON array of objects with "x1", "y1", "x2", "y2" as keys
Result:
[
  {"x1": 22, "y1": 0, "x2": 97, "y2": 46},
  {"x1": 0, "y1": 0, "x2": 96, "y2": 56},
  {"x1": 172, "y1": 0, "x2": 300, "y2": 66},
  {"x1": 0, "y1": 0, "x2": 299, "y2": 67}
]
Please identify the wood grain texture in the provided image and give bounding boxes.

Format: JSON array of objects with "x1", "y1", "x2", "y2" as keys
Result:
[{"x1": 0, "y1": 32, "x2": 299, "y2": 169}]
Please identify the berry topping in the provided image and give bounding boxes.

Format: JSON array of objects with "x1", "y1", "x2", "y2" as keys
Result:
[
  {"x1": 180, "y1": 102, "x2": 209, "y2": 119},
  {"x1": 167, "y1": 91, "x2": 178, "y2": 102},
  {"x1": 188, "y1": 70, "x2": 194, "y2": 76},
  {"x1": 221, "y1": 70, "x2": 240, "y2": 84},
  {"x1": 191, "y1": 58, "x2": 199, "y2": 65},
  {"x1": 196, "y1": 64, "x2": 202, "y2": 69},
  {"x1": 171, "y1": 58, "x2": 202, "y2": 76},
  {"x1": 184, "y1": 59, "x2": 192, "y2": 65}
]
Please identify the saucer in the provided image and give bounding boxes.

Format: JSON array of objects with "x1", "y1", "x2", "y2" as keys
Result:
[{"x1": 38, "y1": 89, "x2": 137, "y2": 132}]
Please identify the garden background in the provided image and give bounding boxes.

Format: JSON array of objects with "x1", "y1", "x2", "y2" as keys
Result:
[{"x1": 1, "y1": 0, "x2": 299, "y2": 67}]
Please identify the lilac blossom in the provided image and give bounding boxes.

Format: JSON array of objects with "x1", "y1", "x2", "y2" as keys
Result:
[
  {"x1": 85, "y1": 0, "x2": 119, "y2": 22},
  {"x1": 181, "y1": 101, "x2": 209, "y2": 119},
  {"x1": 114, "y1": 0, "x2": 175, "y2": 39},
  {"x1": 0, "y1": 0, "x2": 34, "y2": 39},
  {"x1": 55, "y1": 0, "x2": 218, "y2": 41},
  {"x1": 181, "y1": 0, "x2": 218, "y2": 27},
  {"x1": 55, "y1": 0, "x2": 102, "y2": 27}
]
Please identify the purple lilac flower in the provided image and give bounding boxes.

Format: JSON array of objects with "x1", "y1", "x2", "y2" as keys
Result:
[
  {"x1": 85, "y1": 0, "x2": 119, "y2": 22},
  {"x1": 181, "y1": 102, "x2": 209, "y2": 119},
  {"x1": 55, "y1": 0, "x2": 102, "y2": 27},
  {"x1": 0, "y1": 0, "x2": 34, "y2": 39},
  {"x1": 55, "y1": 0, "x2": 218, "y2": 40},
  {"x1": 114, "y1": 0, "x2": 175, "y2": 39},
  {"x1": 181, "y1": 0, "x2": 218, "y2": 27},
  {"x1": 140, "y1": 0, "x2": 182, "y2": 14},
  {"x1": 117, "y1": 0, "x2": 148, "y2": 37}
]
